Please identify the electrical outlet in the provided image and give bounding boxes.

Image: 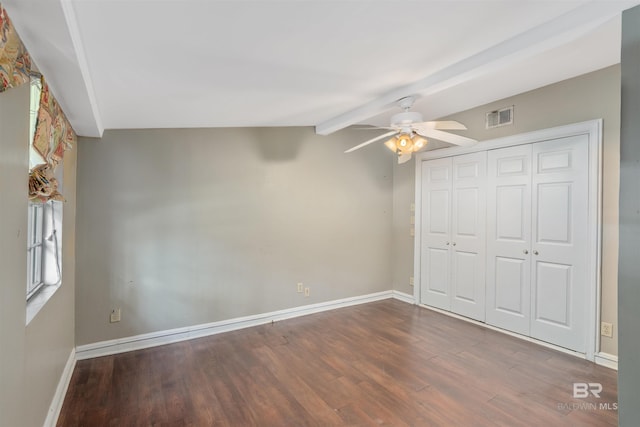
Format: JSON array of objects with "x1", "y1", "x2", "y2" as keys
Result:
[
  {"x1": 601, "y1": 322, "x2": 613, "y2": 338},
  {"x1": 110, "y1": 308, "x2": 121, "y2": 323},
  {"x1": 297, "y1": 282, "x2": 304, "y2": 293},
  {"x1": 409, "y1": 276, "x2": 414, "y2": 286},
  {"x1": 304, "y1": 287, "x2": 310, "y2": 297}
]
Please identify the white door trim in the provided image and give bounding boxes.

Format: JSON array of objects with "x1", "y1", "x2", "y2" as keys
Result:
[{"x1": 413, "y1": 119, "x2": 602, "y2": 361}]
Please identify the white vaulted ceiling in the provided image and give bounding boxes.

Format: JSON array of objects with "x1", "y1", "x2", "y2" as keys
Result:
[{"x1": 3, "y1": 0, "x2": 639, "y2": 137}]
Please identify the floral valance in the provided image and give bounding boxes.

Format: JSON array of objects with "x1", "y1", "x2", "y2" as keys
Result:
[
  {"x1": 1, "y1": 3, "x2": 77, "y2": 202},
  {"x1": 0, "y1": 4, "x2": 32, "y2": 92},
  {"x1": 29, "y1": 77, "x2": 76, "y2": 202},
  {"x1": 33, "y1": 78, "x2": 76, "y2": 168}
]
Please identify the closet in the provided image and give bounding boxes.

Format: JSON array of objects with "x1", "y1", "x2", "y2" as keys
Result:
[
  {"x1": 420, "y1": 152, "x2": 486, "y2": 321},
  {"x1": 416, "y1": 123, "x2": 598, "y2": 355},
  {"x1": 485, "y1": 135, "x2": 589, "y2": 352}
]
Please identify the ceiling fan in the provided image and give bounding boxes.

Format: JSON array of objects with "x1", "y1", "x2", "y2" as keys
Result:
[{"x1": 344, "y1": 96, "x2": 477, "y2": 164}]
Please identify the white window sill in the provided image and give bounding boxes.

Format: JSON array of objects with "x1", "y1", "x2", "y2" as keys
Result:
[{"x1": 26, "y1": 283, "x2": 60, "y2": 325}]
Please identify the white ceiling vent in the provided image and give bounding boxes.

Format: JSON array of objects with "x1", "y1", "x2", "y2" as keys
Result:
[{"x1": 486, "y1": 106, "x2": 514, "y2": 129}]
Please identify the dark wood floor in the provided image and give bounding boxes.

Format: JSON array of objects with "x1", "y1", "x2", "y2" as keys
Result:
[{"x1": 58, "y1": 300, "x2": 617, "y2": 426}]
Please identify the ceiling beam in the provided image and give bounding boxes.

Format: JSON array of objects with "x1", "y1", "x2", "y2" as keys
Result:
[
  {"x1": 3, "y1": 0, "x2": 103, "y2": 137},
  {"x1": 61, "y1": 0, "x2": 104, "y2": 137},
  {"x1": 315, "y1": 1, "x2": 639, "y2": 136}
]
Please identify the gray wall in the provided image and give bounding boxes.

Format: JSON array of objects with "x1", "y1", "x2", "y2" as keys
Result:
[
  {"x1": 392, "y1": 65, "x2": 621, "y2": 356},
  {"x1": 391, "y1": 160, "x2": 415, "y2": 291},
  {"x1": 0, "y1": 77, "x2": 28, "y2": 427},
  {"x1": 618, "y1": 5, "x2": 640, "y2": 425},
  {"x1": 75, "y1": 127, "x2": 392, "y2": 345},
  {"x1": 0, "y1": 85, "x2": 77, "y2": 426}
]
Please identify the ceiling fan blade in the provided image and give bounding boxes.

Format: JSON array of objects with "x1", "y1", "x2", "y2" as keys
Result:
[
  {"x1": 344, "y1": 130, "x2": 398, "y2": 153},
  {"x1": 415, "y1": 128, "x2": 477, "y2": 147},
  {"x1": 413, "y1": 120, "x2": 468, "y2": 130}
]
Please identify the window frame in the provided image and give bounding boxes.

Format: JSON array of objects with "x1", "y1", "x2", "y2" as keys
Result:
[{"x1": 27, "y1": 202, "x2": 45, "y2": 300}]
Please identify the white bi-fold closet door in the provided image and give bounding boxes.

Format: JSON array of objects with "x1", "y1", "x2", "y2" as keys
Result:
[
  {"x1": 420, "y1": 152, "x2": 486, "y2": 321},
  {"x1": 418, "y1": 128, "x2": 594, "y2": 354},
  {"x1": 486, "y1": 135, "x2": 589, "y2": 353}
]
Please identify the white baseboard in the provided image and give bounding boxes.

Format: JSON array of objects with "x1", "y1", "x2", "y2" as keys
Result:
[
  {"x1": 595, "y1": 352, "x2": 618, "y2": 370},
  {"x1": 391, "y1": 290, "x2": 415, "y2": 304},
  {"x1": 44, "y1": 348, "x2": 76, "y2": 427},
  {"x1": 76, "y1": 291, "x2": 395, "y2": 360}
]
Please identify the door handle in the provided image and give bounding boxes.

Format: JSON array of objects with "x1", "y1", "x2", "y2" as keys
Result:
[
  {"x1": 452, "y1": 242, "x2": 456, "y2": 246},
  {"x1": 533, "y1": 250, "x2": 539, "y2": 255},
  {"x1": 445, "y1": 242, "x2": 450, "y2": 246},
  {"x1": 523, "y1": 249, "x2": 529, "y2": 254}
]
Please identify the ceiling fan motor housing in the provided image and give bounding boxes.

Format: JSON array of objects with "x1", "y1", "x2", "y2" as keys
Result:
[{"x1": 391, "y1": 111, "x2": 423, "y2": 127}]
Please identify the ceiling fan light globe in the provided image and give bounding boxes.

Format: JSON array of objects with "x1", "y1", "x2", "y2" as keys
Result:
[
  {"x1": 396, "y1": 134, "x2": 414, "y2": 154},
  {"x1": 384, "y1": 137, "x2": 398, "y2": 152},
  {"x1": 412, "y1": 135, "x2": 428, "y2": 151}
]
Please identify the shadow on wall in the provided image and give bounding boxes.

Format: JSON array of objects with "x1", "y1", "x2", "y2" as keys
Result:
[
  {"x1": 247, "y1": 126, "x2": 394, "y2": 192},
  {"x1": 249, "y1": 127, "x2": 305, "y2": 162}
]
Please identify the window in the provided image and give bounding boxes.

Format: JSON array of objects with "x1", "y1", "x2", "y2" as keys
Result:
[
  {"x1": 29, "y1": 75, "x2": 43, "y2": 168},
  {"x1": 27, "y1": 75, "x2": 45, "y2": 301},
  {"x1": 26, "y1": 200, "x2": 63, "y2": 303},
  {"x1": 27, "y1": 203, "x2": 44, "y2": 299},
  {"x1": 26, "y1": 75, "x2": 63, "y2": 313}
]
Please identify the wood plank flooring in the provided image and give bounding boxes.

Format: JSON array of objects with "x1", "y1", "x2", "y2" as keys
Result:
[{"x1": 57, "y1": 300, "x2": 617, "y2": 426}]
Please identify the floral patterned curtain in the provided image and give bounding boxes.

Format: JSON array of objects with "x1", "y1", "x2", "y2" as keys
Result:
[
  {"x1": 29, "y1": 77, "x2": 77, "y2": 202},
  {"x1": 0, "y1": 3, "x2": 31, "y2": 92},
  {"x1": 0, "y1": 3, "x2": 77, "y2": 202}
]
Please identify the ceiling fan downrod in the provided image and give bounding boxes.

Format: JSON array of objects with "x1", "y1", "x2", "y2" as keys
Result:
[{"x1": 397, "y1": 96, "x2": 415, "y2": 111}]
